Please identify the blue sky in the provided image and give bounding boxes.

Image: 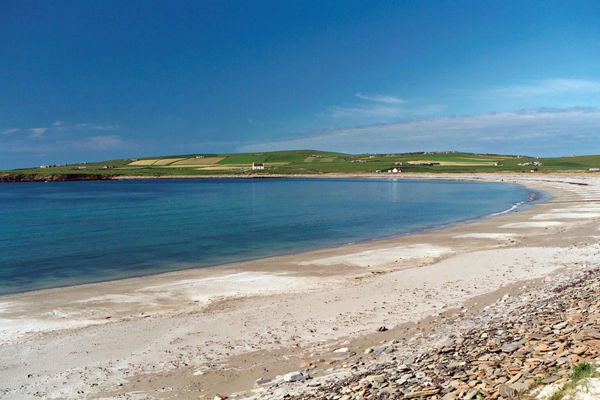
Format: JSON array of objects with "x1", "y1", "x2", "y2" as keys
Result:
[{"x1": 2, "y1": 1, "x2": 600, "y2": 169}]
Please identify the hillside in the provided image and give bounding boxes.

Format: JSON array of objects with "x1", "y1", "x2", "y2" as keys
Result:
[{"x1": 3, "y1": 150, "x2": 600, "y2": 180}]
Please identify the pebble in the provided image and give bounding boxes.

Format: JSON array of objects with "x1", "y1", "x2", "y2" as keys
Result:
[
  {"x1": 333, "y1": 347, "x2": 349, "y2": 353},
  {"x1": 246, "y1": 265, "x2": 600, "y2": 400},
  {"x1": 283, "y1": 371, "x2": 304, "y2": 382}
]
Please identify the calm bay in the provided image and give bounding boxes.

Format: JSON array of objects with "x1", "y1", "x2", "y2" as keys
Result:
[{"x1": 0, "y1": 178, "x2": 540, "y2": 295}]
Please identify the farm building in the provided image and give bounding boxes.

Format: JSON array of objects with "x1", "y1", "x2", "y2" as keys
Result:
[{"x1": 252, "y1": 163, "x2": 265, "y2": 170}]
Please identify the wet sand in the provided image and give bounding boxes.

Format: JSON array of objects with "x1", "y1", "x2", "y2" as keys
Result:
[{"x1": 2, "y1": 173, "x2": 600, "y2": 399}]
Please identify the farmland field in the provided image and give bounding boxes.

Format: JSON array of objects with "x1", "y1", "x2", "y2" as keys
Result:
[
  {"x1": 128, "y1": 159, "x2": 157, "y2": 166},
  {"x1": 170, "y1": 157, "x2": 224, "y2": 166},
  {"x1": 152, "y1": 158, "x2": 185, "y2": 166},
  {"x1": 4, "y1": 150, "x2": 600, "y2": 178},
  {"x1": 406, "y1": 159, "x2": 499, "y2": 166}
]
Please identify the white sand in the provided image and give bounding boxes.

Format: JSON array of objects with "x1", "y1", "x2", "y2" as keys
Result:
[
  {"x1": 531, "y1": 212, "x2": 600, "y2": 219},
  {"x1": 297, "y1": 244, "x2": 451, "y2": 267},
  {"x1": 0, "y1": 317, "x2": 107, "y2": 341},
  {"x1": 563, "y1": 206, "x2": 600, "y2": 211},
  {"x1": 0, "y1": 272, "x2": 313, "y2": 341},
  {"x1": 501, "y1": 221, "x2": 563, "y2": 228},
  {"x1": 79, "y1": 272, "x2": 310, "y2": 306},
  {"x1": 2, "y1": 174, "x2": 600, "y2": 399},
  {"x1": 453, "y1": 233, "x2": 515, "y2": 239}
]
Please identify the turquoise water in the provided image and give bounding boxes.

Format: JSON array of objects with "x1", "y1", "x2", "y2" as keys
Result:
[{"x1": 0, "y1": 178, "x2": 540, "y2": 295}]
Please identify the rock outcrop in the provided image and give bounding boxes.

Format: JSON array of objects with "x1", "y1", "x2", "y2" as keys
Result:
[{"x1": 0, "y1": 173, "x2": 113, "y2": 182}]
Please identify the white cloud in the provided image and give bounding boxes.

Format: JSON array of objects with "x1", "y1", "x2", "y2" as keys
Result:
[
  {"x1": 329, "y1": 104, "x2": 405, "y2": 118},
  {"x1": 2, "y1": 121, "x2": 119, "y2": 137},
  {"x1": 327, "y1": 93, "x2": 407, "y2": 118},
  {"x1": 72, "y1": 123, "x2": 119, "y2": 131},
  {"x1": 50, "y1": 122, "x2": 120, "y2": 132},
  {"x1": 489, "y1": 79, "x2": 600, "y2": 98},
  {"x1": 238, "y1": 108, "x2": 600, "y2": 156},
  {"x1": 29, "y1": 127, "x2": 47, "y2": 138},
  {"x1": 326, "y1": 93, "x2": 434, "y2": 120},
  {"x1": 2, "y1": 135, "x2": 127, "y2": 153},
  {"x1": 81, "y1": 135, "x2": 124, "y2": 150},
  {"x1": 355, "y1": 92, "x2": 406, "y2": 104}
]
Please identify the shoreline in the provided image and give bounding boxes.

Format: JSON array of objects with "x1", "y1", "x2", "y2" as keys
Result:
[
  {"x1": 0, "y1": 177, "x2": 544, "y2": 298},
  {"x1": 250, "y1": 262, "x2": 600, "y2": 399},
  {"x1": 1, "y1": 170, "x2": 598, "y2": 184},
  {"x1": 2, "y1": 173, "x2": 600, "y2": 399}
]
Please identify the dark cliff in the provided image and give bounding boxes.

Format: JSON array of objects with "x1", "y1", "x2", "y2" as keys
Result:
[{"x1": 0, "y1": 173, "x2": 114, "y2": 182}]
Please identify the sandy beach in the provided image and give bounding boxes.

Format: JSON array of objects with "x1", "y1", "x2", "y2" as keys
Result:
[{"x1": 2, "y1": 173, "x2": 600, "y2": 399}]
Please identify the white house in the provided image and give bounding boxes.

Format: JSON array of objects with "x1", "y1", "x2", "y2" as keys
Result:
[{"x1": 252, "y1": 162, "x2": 264, "y2": 170}]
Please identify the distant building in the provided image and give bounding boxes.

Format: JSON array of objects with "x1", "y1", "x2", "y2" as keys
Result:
[
  {"x1": 252, "y1": 162, "x2": 264, "y2": 170},
  {"x1": 518, "y1": 161, "x2": 542, "y2": 167},
  {"x1": 40, "y1": 165, "x2": 49, "y2": 168},
  {"x1": 588, "y1": 168, "x2": 600, "y2": 172}
]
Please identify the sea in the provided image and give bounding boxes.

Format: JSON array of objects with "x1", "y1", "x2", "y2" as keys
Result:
[{"x1": 0, "y1": 178, "x2": 544, "y2": 295}]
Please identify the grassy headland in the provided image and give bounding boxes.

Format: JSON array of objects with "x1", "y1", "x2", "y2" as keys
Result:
[{"x1": 2, "y1": 150, "x2": 600, "y2": 180}]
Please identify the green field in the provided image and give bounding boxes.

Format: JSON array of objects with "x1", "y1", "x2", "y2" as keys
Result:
[{"x1": 3, "y1": 150, "x2": 600, "y2": 178}]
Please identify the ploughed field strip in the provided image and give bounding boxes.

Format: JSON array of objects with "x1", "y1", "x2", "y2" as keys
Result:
[{"x1": 244, "y1": 265, "x2": 600, "y2": 400}]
